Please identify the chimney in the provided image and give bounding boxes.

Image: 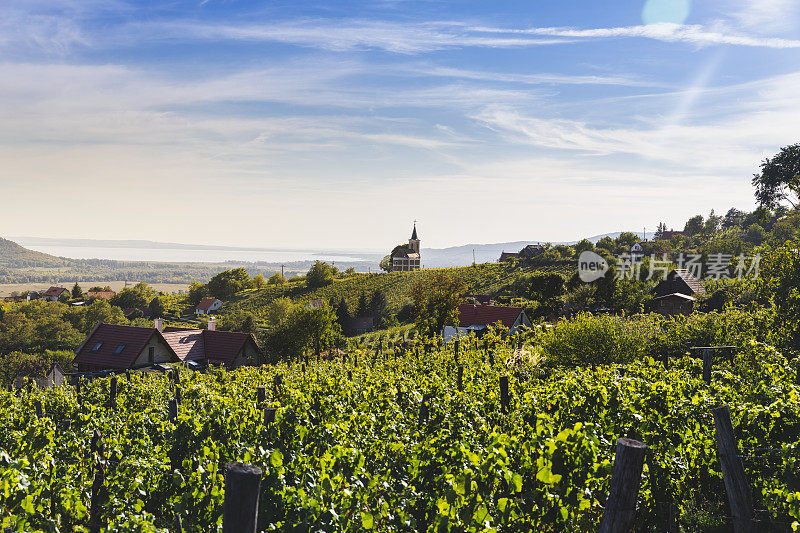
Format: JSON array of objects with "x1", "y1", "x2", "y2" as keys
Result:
[
  {"x1": 154, "y1": 317, "x2": 163, "y2": 332},
  {"x1": 208, "y1": 317, "x2": 216, "y2": 331}
]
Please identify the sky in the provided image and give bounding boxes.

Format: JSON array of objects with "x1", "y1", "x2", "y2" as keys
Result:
[{"x1": 2, "y1": 0, "x2": 800, "y2": 250}]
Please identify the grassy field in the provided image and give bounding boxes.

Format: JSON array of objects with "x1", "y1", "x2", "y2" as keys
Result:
[{"x1": 0, "y1": 280, "x2": 189, "y2": 297}]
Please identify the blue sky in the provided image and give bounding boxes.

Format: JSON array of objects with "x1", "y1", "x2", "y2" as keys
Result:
[{"x1": 2, "y1": 0, "x2": 799, "y2": 250}]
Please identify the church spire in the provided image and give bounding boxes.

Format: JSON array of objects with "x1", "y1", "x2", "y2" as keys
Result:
[{"x1": 411, "y1": 223, "x2": 418, "y2": 241}]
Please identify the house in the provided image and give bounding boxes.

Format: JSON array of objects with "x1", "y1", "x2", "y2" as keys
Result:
[
  {"x1": 3, "y1": 295, "x2": 24, "y2": 303},
  {"x1": 442, "y1": 303, "x2": 531, "y2": 341},
  {"x1": 630, "y1": 242, "x2": 644, "y2": 261},
  {"x1": 41, "y1": 286, "x2": 70, "y2": 302},
  {"x1": 654, "y1": 269, "x2": 706, "y2": 298},
  {"x1": 195, "y1": 297, "x2": 223, "y2": 315},
  {"x1": 73, "y1": 318, "x2": 261, "y2": 371},
  {"x1": 651, "y1": 293, "x2": 695, "y2": 316},
  {"x1": 498, "y1": 252, "x2": 519, "y2": 262},
  {"x1": 519, "y1": 244, "x2": 545, "y2": 261},
  {"x1": 87, "y1": 290, "x2": 116, "y2": 300},
  {"x1": 74, "y1": 322, "x2": 180, "y2": 372},
  {"x1": 26, "y1": 291, "x2": 41, "y2": 302},
  {"x1": 389, "y1": 224, "x2": 421, "y2": 272}
]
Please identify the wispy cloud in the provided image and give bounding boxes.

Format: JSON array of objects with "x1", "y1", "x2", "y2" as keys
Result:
[{"x1": 469, "y1": 22, "x2": 800, "y2": 49}]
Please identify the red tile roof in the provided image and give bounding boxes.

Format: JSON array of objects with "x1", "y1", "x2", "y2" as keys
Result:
[
  {"x1": 87, "y1": 291, "x2": 115, "y2": 300},
  {"x1": 162, "y1": 329, "x2": 206, "y2": 362},
  {"x1": 73, "y1": 323, "x2": 178, "y2": 369},
  {"x1": 202, "y1": 329, "x2": 255, "y2": 364},
  {"x1": 498, "y1": 252, "x2": 518, "y2": 262},
  {"x1": 196, "y1": 297, "x2": 221, "y2": 312},
  {"x1": 43, "y1": 286, "x2": 69, "y2": 298},
  {"x1": 457, "y1": 303, "x2": 524, "y2": 328}
]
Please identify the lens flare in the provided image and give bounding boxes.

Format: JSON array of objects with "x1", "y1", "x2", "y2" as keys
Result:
[{"x1": 642, "y1": 0, "x2": 691, "y2": 25}]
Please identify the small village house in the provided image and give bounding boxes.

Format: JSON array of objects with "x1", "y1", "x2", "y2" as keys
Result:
[
  {"x1": 73, "y1": 318, "x2": 260, "y2": 372},
  {"x1": 651, "y1": 293, "x2": 696, "y2": 316},
  {"x1": 650, "y1": 269, "x2": 705, "y2": 316},
  {"x1": 86, "y1": 290, "x2": 116, "y2": 300},
  {"x1": 443, "y1": 303, "x2": 531, "y2": 341},
  {"x1": 41, "y1": 286, "x2": 70, "y2": 302},
  {"x1": 195, "y1": 297, "x2": 223, "y2": 315}
]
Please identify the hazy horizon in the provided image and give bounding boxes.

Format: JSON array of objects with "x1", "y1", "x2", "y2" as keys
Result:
[{"x1": 2, "y1": 0, "x2": 794, "y2": 248}]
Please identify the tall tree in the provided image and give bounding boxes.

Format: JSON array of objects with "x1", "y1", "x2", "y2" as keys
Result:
[
  {"x1": 71, "y1": 283, "x2": 83, "y2": 299},
  {"x1": 410, "y1": 272, "x2": 465, "y2": 336},
  {"x1": 752, "y1": 143, "x2": 800, "y2": 208},
  {"x1": 306, "y1": 261, "x2": 334, "y2": 288},
  {"x1": 207, "y1": 268, "x2": 253, "y2": 299}
]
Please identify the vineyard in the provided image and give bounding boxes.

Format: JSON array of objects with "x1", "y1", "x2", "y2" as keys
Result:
[
  {"x1": 213, "y1": 262, "x2": 573, "y2": 323},
  {"x1": 2, "y1": 335, "x2": 799, "y2": 531}
]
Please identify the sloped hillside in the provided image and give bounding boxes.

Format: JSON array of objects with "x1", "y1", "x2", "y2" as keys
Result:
[
  {"x1": 0, "y1": 237, "x2": 66, "y2": 266},
  {"x1": 219, "y1": 262, "x2": 574, "y2": 321}
]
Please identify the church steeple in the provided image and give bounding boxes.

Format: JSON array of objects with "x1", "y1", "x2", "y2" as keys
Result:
[{"x1": 408, "y1": 222, "x2": 420, "y2": 254}]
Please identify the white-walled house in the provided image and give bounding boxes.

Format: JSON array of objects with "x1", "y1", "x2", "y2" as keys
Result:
[{"x1": 195, "y1": 297, "x2": 223, "y2": 315}]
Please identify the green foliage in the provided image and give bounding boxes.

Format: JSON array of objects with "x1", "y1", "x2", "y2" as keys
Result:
[
  {"x1": 410, "y1": 272, "x2": 465, "y2": 336},
  {"x1": 253, "y1": 274, "x2": 267, "y2": 290},
  {"x1": 188, "y1": 281, "x2": 209, "y2": 306},
  {"x1": 71, "y1": 283, "x2": 82, "y2": 299},
  {"x1": 110, "y1": 282, "x2": 155, "y2": 310},
  {"x1": 207, "y1": 268, "x2": 253, "y2": 300},
  {"x1": 261, "y1": 299, "x2": 341, "y2": 361},
  {"x1": 1, "y1": 338, "x2": 800, "y2": 531},
  {"x1": 267, "y1": 273, "x2": 286, "y2": 285},
  {"x1": 306, "y1": 261, "x2": 335, "y2": 289},
  {"x1": 752, "y1": 143, "x2": 800, "y2": 209},
  {"x1": 148, "y1": 297, "x2": 165, "y2": 319}
]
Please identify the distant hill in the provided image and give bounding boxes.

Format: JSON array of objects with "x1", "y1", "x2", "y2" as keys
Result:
[
  {"x1": 423, "y1": 232, "x2": 653, "y2": 268},
  {"x1": 0, "y1": 237, "x2": 65, "y2": 266}
]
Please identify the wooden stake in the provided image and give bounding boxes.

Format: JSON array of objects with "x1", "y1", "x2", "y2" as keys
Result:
[
  {"x1": 457, "y1": 365, "x2": 463, "y2": 392},
  {"x1": 264, "y1": 407, "x2": 277, "y2": 425},
  {"x1": 712, "y1": 405, "x2": 754, "y2": 533},
  {"x1": 89, "y1": 463, "x2": 105, "y2": 533},
  {"x1": 222, "y1": 462, "x2": 262, "y2": 533},
  {"x1": 499, "y1": 376, "x2": 509, "y2": 413},
  {"x1": 256, "y1": 386, "x2": 266, "y2": 404},
  {"x1": 599, "y1": 438, "x2": 647, "y2": 533},
  {"x1": 703, "y1": 349, "x2": 713, "y2": 384},
  {"x1": 168, "y1": 398, "x2": 178, "y2": 421}
]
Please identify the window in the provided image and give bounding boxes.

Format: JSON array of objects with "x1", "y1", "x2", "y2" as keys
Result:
[
  {"x1": 148, "y1": 346, "x2": 155, "y2": 363},
  {"x1": 91, "y1": 342, "x2": 103, "y2": 352},
  {"x1": 114, "y1": 344, "x2": 126, "y2": 355}
]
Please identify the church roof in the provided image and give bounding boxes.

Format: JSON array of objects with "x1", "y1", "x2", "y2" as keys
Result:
[
  {"x1": 411, "y1": 224, "x2": 418, "y2": 240},
  {"x1": 391, "y1": 244, "x2": 419, "y2": 259}
]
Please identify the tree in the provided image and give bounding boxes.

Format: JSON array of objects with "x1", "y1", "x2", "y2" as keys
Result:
[
  {"x1": 595, "y1": 236, "x2": 615, "y2": 253},
  {"x1": 207, "y1": 268, "x2": 253, "y2": 299},
  {"x1": 615, "y1": 232, "x2": 639, "y2": 248},
  {"x1": 356, "y1": 292, "x2": 369, "y2": 317},
  {"x1": 752, "y1": 143, "x2": 800, "y2": 208},
  {"x1": 654, "y1": 222, "x2": 667, "y2": 240},
  {"x1": 574, "y1": 239, "x2": 594, "y2": 255},
  {"x1": 306, "y1": 261, "x2": 334, "y2": 288},
  {"x1": 722, "y1": 208, "x2": 746, "y2": 229},
  {"x1": 253, "y1": 274, "x2": 267, "y2": 289},
  {"x1": 148, "y1": 297, "x2": 165, "y2": 319},
  {"x1": 744, "y1": 223, "x2": 767, "y2": 245},
  {"x1": 335, "y1": 297, "x2": 351, "y2": 332},
  {"x1": 409, "y1": 273, "x2": 465, "y2": 336},
  {"x1": 758, "y1": 240, "x2": 800, "y2": 350},
  {"x1": 71, "y1": 283, "x2": 83, "y2": 299},
  {"x1": 379, "y1": 255, "x2": 392, "y2": 272},
  {"x1": 703, "y1": 209, "x2": 722, "y2": 236},
  {"x1": 683, "y1": 215, "x2": 704, "y2": 236},
  {"x1": 369, "y1": 289, "x2": 388, "y2": 327},
  {"x1": 267, "y1": 272, "x2": 286, "y2": 285},
  {"x1": 110, "y1": 282, "x2": 155, "y2": 309},
  {"x1": 528, "y1": 272, "x2": 566, "y2": 302},
  {"x1": 188, "y1": 281, "x2": 209, "y2": 305},
  {"x1": 261, "y1": 300, "x2": 341, "y2": 361}
]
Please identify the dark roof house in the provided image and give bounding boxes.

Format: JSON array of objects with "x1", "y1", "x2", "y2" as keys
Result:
[
  {"x1": 457, "y1": 303, "x2": 529, "y2": 329},
  {"x1": 654, "y1": 269, "x2": 706, "y2": 298},
  {"x1": 42, "y1": 286, "x2": 69, "y2": 301},
  {"x1": 74, "y1": 322, "x2": 261, "y2": 371}
]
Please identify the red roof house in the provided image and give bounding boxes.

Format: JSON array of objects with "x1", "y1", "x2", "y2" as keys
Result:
[
  {"x1": 195, "y1": 297, "x2": 223, "y2": 315},
  {"x1": 443, "y1": 303, "x2": 531, "y2": 340},
  {"x1": 42, "y1": 286, "x2": 69, "y2": 301},
  {"x1": 74, "y1": 322, "x2": 261, "y2": 371}
]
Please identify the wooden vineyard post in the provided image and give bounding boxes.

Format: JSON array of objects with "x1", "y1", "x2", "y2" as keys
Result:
[
  {"x1": 499, "y1": 376, "x2": 509, "y2": 413},
  {"x1": 173, "y1": 368, "x2": 180, "y2": 384},
  {"x1": 418, "y1": 393, "x2": 433, "y2": 428},
  {"x1": 302, "y1": 363, "x2": 306, "y2": 374},
  {"x1": 712, "y1": 405, "x2": 754, "y2": 533},
  {"x1": 89, "y1": 463, "x2": 106, "y2": 533},
  {"x1": 457, "y1": 365, "x2": 463, "y2": 392},
  {"x1": 347, "y1": 370, "x2": 352, "y2": 381},
  {"x1": 264, "y1": 407, "x2": 277, "y2": 426},
  {"x1": 175, "y1": 387, "x2": 182, "y2": 404},
  {"x1": 599, "y1": 438, "x2": 647, "y2": 533},
  {"x1": 488, "y1": 350, "x2": 495, "y2": 368},
  {"x1": 273, "y1": 374, "x2": 283, "y2": 396},
  {"x1": 256, "y1": 386, "x2": 266, "y2": 404},
  {"x1": 109, "y1": 376, "x2": 117, "y2": 404},
  {"x1": 34, "y1": 399, "x2": 43, "y2": 418},
  {"x1": 168, "y1": 398, "x2": 178, "y2": 421},
  {"x1": 703, "y1": 349, "x2": 713, "y2": 385},
  {"x1": 222, "y1": 462, "x2": 262, "y2": 533}
]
